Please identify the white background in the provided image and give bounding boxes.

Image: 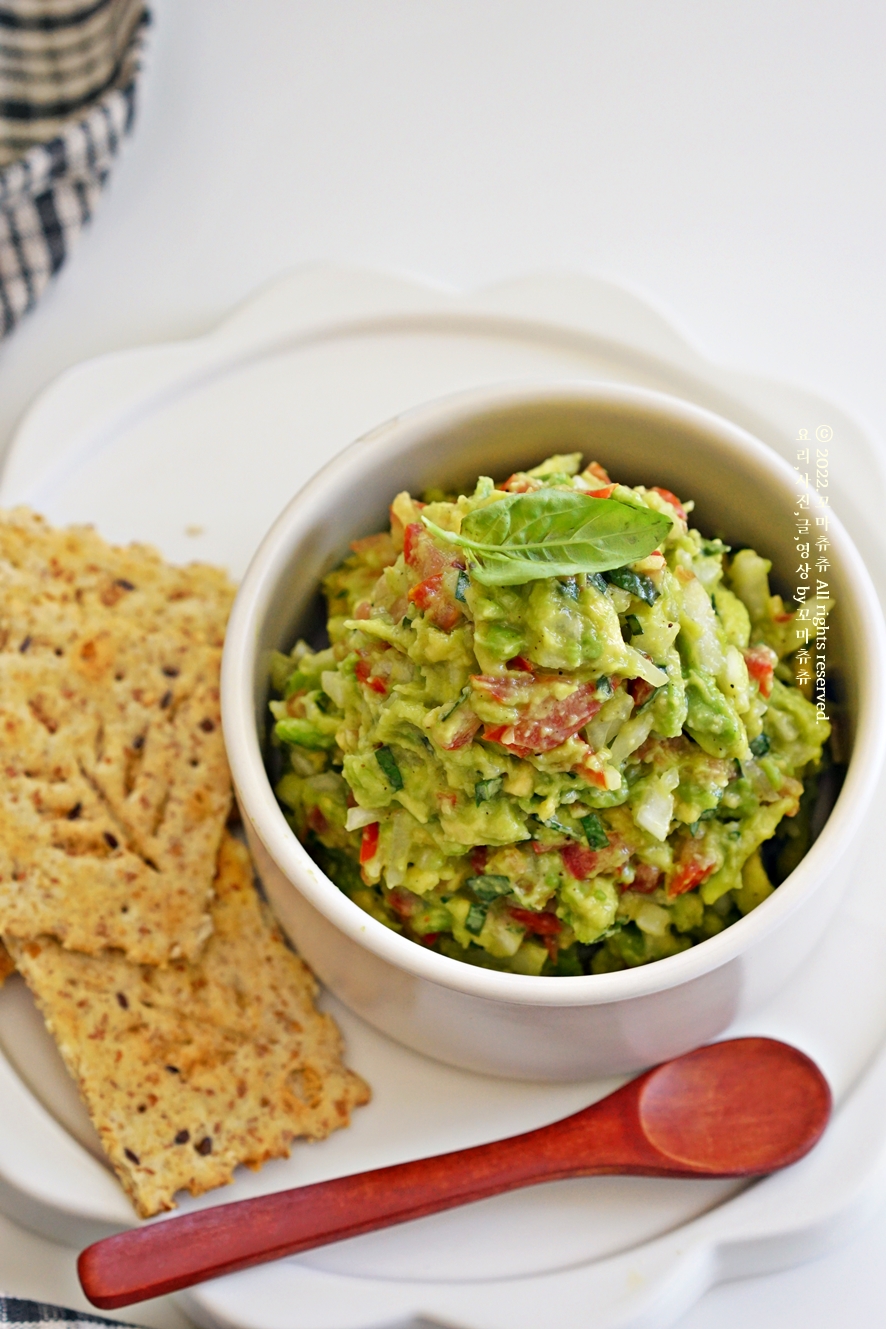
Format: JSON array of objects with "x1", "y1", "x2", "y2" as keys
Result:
[{"x1": 2, "y1": 3, "x2": 885, "y2": 1326}]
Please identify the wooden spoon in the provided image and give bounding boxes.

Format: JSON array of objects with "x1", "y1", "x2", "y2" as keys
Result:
[{"x1": 78, "y1": 1036, "x2": 830, "y2": 1309}]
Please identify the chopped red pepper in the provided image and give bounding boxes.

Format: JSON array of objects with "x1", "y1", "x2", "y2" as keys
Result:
[
  {"x1": 306, "y1": 806, "x2": 328, "y2": 836},
  {"x1": 355, "y1": 657, "x2": 387, "y2": 694},
  {"x1": 628, "y1": 677, "x2": 656, "y2": 708},
  {"x1": 560, "y1": 842, "x2": 599, "y2": 880},
  {"x1": 744, "y1": 645, "x2": 776, "y2": 699},
  {"x1": 587, "y1": 483, "x2": 616, "y2": 500},
  {"x1": 509, "y1": 906, "x2": 562, "y2": 936},
  {"x1": 441, "y1": 711, "x2": 482, "y2": 749},
  {"x1": 470, "y1": 846, "x2": 488, "y2": 873},
  {"x1": 630, "y1": 863, "x2": 663, "y2": 894},
  {"x1": 667, "y1": 857, "x2": 716, "y2": 898},
  {"x1": 403, "y1": 522, "x2": 424, "y2": 567},
  {"x1": 586, "y1": 461, "x2": 611, "y2": 484},
  {"x1": 408, "y1": 572, "x2": 462, "y2": 631},
  {"x1": 359, "y1": 822, "x2": 380, "y2": 865},
  {"x1": 506, "y1": 655, "x2": 535, "y2": 673},
  {"x1": 651, "y1": 487, "x2": 688, "y2": 523}
]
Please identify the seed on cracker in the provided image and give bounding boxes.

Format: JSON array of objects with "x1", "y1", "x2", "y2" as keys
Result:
[
  {"x1": 0, "y1": 511, "x2": 236, "y2": 964},
  {"x1": 7, "y1": 834, "x2": 370, "y2": 1218}
]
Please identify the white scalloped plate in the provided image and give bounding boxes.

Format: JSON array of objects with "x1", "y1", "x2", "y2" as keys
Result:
[{"x1": 1, "y1": 265, "x2": 886, "y2": 1329}]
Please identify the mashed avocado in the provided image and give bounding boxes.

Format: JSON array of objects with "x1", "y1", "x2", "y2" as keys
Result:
[{"x1": 268, "y1": 453, "x2": 831, "y2": 976}]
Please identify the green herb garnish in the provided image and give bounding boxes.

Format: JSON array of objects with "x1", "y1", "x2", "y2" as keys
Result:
[
  {"x1": 581, "y1": 812, "x2": 609, "y2": 849},
  {"x1": 604, "y1": 566, "x2": 659, "y2": 605},
  {"x1": 749, "y1": 733, "x2": 771, "y2": 757},
  {"x1": 454, "y1": 569, "x2": 470, "y2": 602},
  {"x1": 375, "y1": 745, "x2": 404, "y2": 789},
  {"x1": 465, "y1": 903, "x2": 488, "y2": 934},
  {"x1": 475, "y1": 776, "x2": 503, "y2": 805},
  {"x1": 423, "y1": 490, "x2": 670, "y2": 587},
  {"x1": 466, "y1": 874, "x2": 512, "y2": 902}
]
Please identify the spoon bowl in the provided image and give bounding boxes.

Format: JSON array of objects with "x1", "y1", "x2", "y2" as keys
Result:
[{"x1": 78, "y1": 1036, "x2": 831, "y2": 1309}]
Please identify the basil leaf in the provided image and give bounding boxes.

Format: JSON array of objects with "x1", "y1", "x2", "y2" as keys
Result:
[
  {"x1": 375, "y1": 746, "x2": 404, "y2": 790},
  {"x1": 749, "y1": 733, "x2": 770, "y2": 757},
  {"x1": 465, "y1": 903, "x2": 488, "y2": 934},
  {"x1": 466, "y1": 874, "x2": 512, "y2": 902},
  {"x1": 454, "y1": 569, "x2": 470, "y2": 602},
  {"x1": 581, "y1": 813, "x2": 609, "y2": 849},
  {"x1": 475, "y1": 776, "x2": 503, "y2": 805},
  {"x1": 423, "y1": 491, "x2": 670, "y2": 587},
  {"x1": 604, "y1": 566, "x2": 659, "y2": 605}
]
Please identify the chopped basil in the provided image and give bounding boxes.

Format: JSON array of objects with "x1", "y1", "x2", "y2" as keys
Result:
[
  {"x1": 604, "y1": 566, "x2": 659, "y2": 605},
  {"x1": 749, "y1": 733, "x2": 771, "y2": 757},
  {"x1": 559, "y1": 576, "x2": 580, "y2": 601},
  {"x1": 475, "y1": 776, "x2": 503, "y2": 805},
  {"x1": 580, "y1": 812, "x2": 609, "y2": 849},
  {"x1": 588, "y1": 572, "x2": 608, "y2": 594},
  {"x1": 465, "y1": 903, "x2": 488, "y2": 934},
  {"x1": 454, "y1": 569, "x2": 470, "y2": 602},
  {"x1": 465, "y1": 874, "x2": 512, "y2": 903},
  {"x1": 596, "y1": 675, "x2": 613, "y2": 698},
  {"x1": 375, "y1": 745, "x2": 404, "y2": 790},
  {"x1": 625, "y1": 614, "x2": 643, "y2": 636}
]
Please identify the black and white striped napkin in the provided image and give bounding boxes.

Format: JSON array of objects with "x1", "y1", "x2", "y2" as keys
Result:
[
  {"x1": 0, "y1": 1296, "x2": 137, "y2": 1329},
  {"x1": 0, "y1": 0, "x2": 149, "y2": 337}
]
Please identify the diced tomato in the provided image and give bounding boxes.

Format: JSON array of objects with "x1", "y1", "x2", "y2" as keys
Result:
[
  {"x1": 502, "y1": 684, "x2": 603, "y2": 754},
  {"x1": 408, "y1": 572, "x2": 443, "y2": 608},
  {"x1": 743, "y1": 645, "x2": 776, "y2": 699},
  {"x1": 572, "y1": 746, "x2": 611, "y2": 788},
  {"x1": 509, "y1": 906, "x2": 562, "y2": 936},
  {"x1": 359, "y1": 822, "x2": 380, "y2": 864},
  {"x1": 470, "y1": 846, "x2": 488, "y2": 873},
  {"x1": 419, "y1": 932, "x2": 440, "y2": 947},
  {"x1": 631, "y1": 863, "x2": 663, "y2": 894},
  {"x1": 388, "y1": 888, "x2": 416, "y2": 919},
  {"x1": 472, "y1": 673, "x2": 536, "y2": 703},
  {"x1": 501, "y1": 474, "x2": 537, "y2": 494},
  {"x1": 560, "y1": 842, "x2": 599, "y2": 879},
  {"x1": 403, "y1": 522, "x2": 423, "y2": 567},
  {"x1": 773, "y1": 611, "x2": 793, "y2": 623},
  {"x1": 355, "y1": 658, "x2": 387, "y2": 694},
  {"x1": 531, "y1": 840, "x2": 556, "y2": 855},
  {"x1": 586, "y1": 461, "x2": 611, "y2": 484},
  {"x1": 587, "y1": 484, "x2": 616, "y2": 500},
  {"x1": 307, "y1": 806, "x2": 328, "y2": 836},
  {"x1": 354, "y1": 600, "x2": 372, "y2": 620},
  {"x1": 507, "y1": 655, "x2": 535, "y2": 673},
  {"x1": 441, "y1": 710, "x2": 482, "y2": 750},
  {"x1": 408, "y1": 572, "x2": 463, "y2": 631},
  {"x1": 651, "y1": 487, "x2": 688, "y2": 523},
  {"x1": 667, "y1": 857, "x2": 716, "y2": 898},
  {"x1": 628, "y1": 677, "x2": 655, "y2": 708}
]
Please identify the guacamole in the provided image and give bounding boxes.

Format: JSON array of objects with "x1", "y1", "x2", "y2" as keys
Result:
[{"x1": 268, "y1": 453, "x2": 831, "y2": 977}]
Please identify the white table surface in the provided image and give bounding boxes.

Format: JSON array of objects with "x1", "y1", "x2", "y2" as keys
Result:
[{"x1": 1, "y1": 4, "x2": 884, "y2": 1326}]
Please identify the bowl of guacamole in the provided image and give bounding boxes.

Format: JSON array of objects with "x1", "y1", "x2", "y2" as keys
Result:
[
  {"x1": 222, "y1": 383, "x2": 885, "y2": 1079},
  {"x1": 267, "y1": 452, "x2": 831, "y2": 979}
]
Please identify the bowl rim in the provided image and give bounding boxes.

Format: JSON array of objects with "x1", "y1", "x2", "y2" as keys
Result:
[{"x1": 221, "y1": 380, "x2": 886, "y2": 1008}]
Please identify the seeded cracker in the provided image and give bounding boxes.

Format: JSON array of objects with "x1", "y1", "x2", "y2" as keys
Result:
[
  {"x1": 7, "y1": 834, "x2": 370, "y2": 1217},
  {"x1": 0, "y1": 510, "x2": 235, "y2": 963}
]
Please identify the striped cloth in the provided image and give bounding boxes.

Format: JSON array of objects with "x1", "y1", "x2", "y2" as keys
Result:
[
  {"x1": 0, "y1": 1297, "x2": 135, "y2": 1328},
  {"x1": 0, "y1": 0, "x2": 149, "y2": 336}
]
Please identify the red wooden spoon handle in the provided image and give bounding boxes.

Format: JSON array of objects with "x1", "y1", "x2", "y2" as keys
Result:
[{"x1": 78, "y1": 1037, "x2": 830, "y2": 1309}]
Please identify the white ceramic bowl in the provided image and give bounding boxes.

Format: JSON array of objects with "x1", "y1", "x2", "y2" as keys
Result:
[{"x1": 222, "y1": 383, "x2": 886, "y2": 1081}]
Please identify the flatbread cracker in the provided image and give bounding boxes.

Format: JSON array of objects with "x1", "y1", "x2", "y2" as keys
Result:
[
  {"x1": 0, "y1": 511, "x2": 235, "y2": 963},
  {"x1": 7, "y1": 834, "x2": 370, "y2": 1218}
]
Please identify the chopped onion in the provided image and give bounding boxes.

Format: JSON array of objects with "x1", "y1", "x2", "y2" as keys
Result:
[
  {"x1": 345, "y1": 806, "x2": 381, "y2": 832},
  {"x1": 321, "y1": 670, "x2": 346, "y2": 709},
  {"x1": 624, "y1": 648, "x2": 668, "y2": 688},
  {"x1": 610, "y1": 710, "x2": 655, "y2": 765},
  {"x1": 632, "y1": 768, "x2": 680, "y2": 841}
]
